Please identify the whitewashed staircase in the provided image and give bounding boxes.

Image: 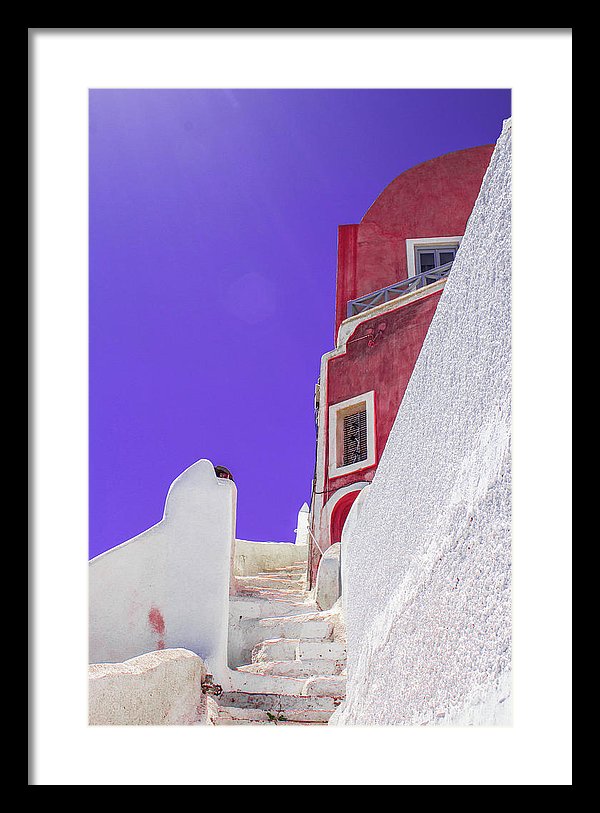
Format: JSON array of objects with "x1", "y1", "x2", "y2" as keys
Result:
[{"x1": 216, "y1": 562, "x2": 346, "y2": 725}]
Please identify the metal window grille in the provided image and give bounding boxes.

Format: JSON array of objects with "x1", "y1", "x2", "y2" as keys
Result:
[{"x1": 343, "y1": 410, "x2": 367, "y2": 466}]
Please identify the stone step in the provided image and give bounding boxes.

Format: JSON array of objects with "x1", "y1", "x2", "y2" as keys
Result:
[
  {"x1": 229, "y1": 668, "x2": 307, "y2": 696},
  {"x1": 249, "y1": 563, "x2": 306, "y2": 574},
  {"x1": 297, "y1": 640, "x2": 347, "y2": 661},
  {"x1": 228, "y1": 618, "x2": 278, "y2": 668},
  {"x1": 256, "y1": 617, "x2": 332, "y2": 641},
  {"x1": 252, "y1": 637, "x2": 347, "y2": 665},
  {"x1": 230, "y1": 596, "x2": 318, "y2": 620},
  {"x1": 231, "y1": 615, "x2": 332, "y2": 668},
  {"x1": 218, "y1": 690, "x2": 338, "y2": 714},
  {"x1": 216, "y1": 706, "x2": 334, "y2": 724},
  {"x1": 236, "y1": 578, "x2": 305, "y2": 588},
  {"x1": 238, "y1": 567, "x2": 306, "y2": 579},
  {"x1": 214, "y1": 717, "x2": 326, "y2": 726},
  {"x1": 236, "y1": 575, "x2": 305, "y2": 590},
  {"x1": 235, "y1": 588, "x2": 307, "y2": 602},
  {"x1": 229, "y1": 614, "x2": 328, "y2": 670},
  {"x1": 252, "y1": 638, "x2": 299, "y2": 663},
  {"x1": 301, "y1": 675, "x2": 347, "y2": 698},
  {"x1": 237, "y1": 658, "x2": 340, "y2": 678}
]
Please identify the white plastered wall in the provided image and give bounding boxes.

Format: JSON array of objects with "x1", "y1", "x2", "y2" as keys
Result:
[
  {"x1": 332, "y1": 119, "x2": 512, "y2": 726},
  {"x1": 89, "y1": 459, "x2": 236, "y2": 687}
]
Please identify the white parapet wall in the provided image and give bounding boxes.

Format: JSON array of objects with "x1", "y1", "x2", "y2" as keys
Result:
[
  {"x1": 88, "y1": 648, "x2": 212, "y2": 725},
  {"x1": 233, "y1": 538, "x2": 307, "y2": 577},
  {"x1": 331, "y1": 119, "x2": 512, "y2": 726},
  {"x1": 314, "y1": 542, "x2": 341, "y2": 611},
  {"x1": 339, "y1": 486, "x2": 370, "y2": 621},
  {"x1": 89, "y1": 459, "x2": 236, "y2": 688}
]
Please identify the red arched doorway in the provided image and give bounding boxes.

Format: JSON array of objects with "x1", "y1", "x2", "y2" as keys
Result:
[{"x1": 329, "y1": 490, "x2": 361, "y2": 546}]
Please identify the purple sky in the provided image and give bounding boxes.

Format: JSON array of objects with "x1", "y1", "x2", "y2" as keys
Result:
[{"x1": 89, "y1": 88, "x2": 511, "y2": 558}]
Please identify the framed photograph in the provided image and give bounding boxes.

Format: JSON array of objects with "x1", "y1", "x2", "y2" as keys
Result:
[{"x1": 30, "y1": 28, "x2": 572, "y2": 786}]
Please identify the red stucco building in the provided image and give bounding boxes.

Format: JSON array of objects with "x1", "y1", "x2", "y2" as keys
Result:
[{"x1": 308, "y1": 145, "x2": 494, "y2": 585}]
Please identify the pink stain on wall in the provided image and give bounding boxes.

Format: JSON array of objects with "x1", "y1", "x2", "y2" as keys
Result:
[{"x1": 148, "y1": 606, "x2": 165, "y2": 636}]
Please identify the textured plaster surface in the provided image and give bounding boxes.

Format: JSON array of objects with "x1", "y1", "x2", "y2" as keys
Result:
[
  {"x1": 88, "y1": 648, "x2": 209, "y2": 725},
  {"x1": 332, "y1": 120, "x2": 512, "y2": 726},
  {"x1": 315, "y1": 542, "x2": 342, "y2": 610}
]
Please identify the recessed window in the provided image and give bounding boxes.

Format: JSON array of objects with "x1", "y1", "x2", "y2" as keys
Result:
[
  {"x1": 329, "y1": 391, "x2": 376, "y2": 478},
  {"x1": 405, "y1": 237, "x2": 463, "y2": 280},
  {"x1": 416, "y1": 245, "x2": 458, "y2": 276}
]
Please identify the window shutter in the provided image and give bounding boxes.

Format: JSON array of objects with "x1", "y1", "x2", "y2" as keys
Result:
[{"x1": 343, "y1": 410, "x2": 368, "y2": 466}]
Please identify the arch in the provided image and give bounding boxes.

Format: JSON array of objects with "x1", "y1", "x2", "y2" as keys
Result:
[
  {"x1": 330, "y1": 492, "x2": 359, "y2": 546},
  {"x1": 323, "y1": 482, "x2": 370, "y2": 546}
]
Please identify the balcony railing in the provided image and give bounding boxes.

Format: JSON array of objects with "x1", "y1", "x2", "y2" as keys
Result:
[{"x1": 346, "y1": 262, "x2": 453, "y2": 319}]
